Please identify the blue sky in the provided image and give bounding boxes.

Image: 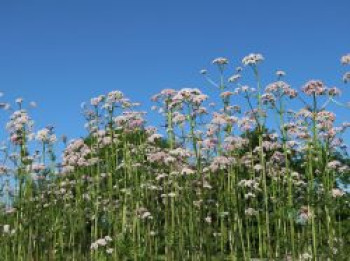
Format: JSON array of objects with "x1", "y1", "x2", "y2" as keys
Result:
[{"x1": 0, "y1": 0, "x2": 349, "y2": 148}]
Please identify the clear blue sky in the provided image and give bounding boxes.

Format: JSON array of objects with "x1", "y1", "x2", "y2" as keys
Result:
[{"x1": 0, "y1": 0, "x2": 349, "y2": 146}]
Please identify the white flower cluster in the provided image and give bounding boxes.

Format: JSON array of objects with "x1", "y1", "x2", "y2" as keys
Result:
[
  {"x1": 90, "y1": 95, "x2": 105, "y2": 106},
  {"x1": 36, "y1": 128, "x2": 57, "y2": 144},
  {"x1": 2, "y1": 224, "x2": 15, "y2": 235},
  {"x1": 242, "y1": 53, "x2": 264, "y2": 66},
  {"x1": 136, "y1": 207, "x2": 153, "y2": 220},
  {"x1": 341, "y1": 54, "x2": 350, "y2": 65},
  {"x1": 343, "y1": 72, "x2": 350, "y2": 83},
  {"x1": 90, "y1": 235, "x2": 113, "y2": 254},
  {"x1": 341, "y1": 54, "x2": 350, "y2": 84},
  {"x1": 212, "y1": 57, "x2": 229, "y2": 65}
]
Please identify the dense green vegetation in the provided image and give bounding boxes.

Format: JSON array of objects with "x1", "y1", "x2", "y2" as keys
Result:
[{"x1": 0, "y1": 54, "x2": 349, "y2": 260}]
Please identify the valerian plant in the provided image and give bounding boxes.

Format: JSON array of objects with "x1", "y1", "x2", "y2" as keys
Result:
[{"x1": 0, "y1": 53, "x2": 349, "y2": 261}]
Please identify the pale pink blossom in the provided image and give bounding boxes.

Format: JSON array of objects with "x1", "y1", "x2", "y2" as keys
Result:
[
  {"x1": 341, "y1": 54, "x2": 350, "y2": 65},
  {"x1": 301, "y1": 80, "x2": 327, "y2": 96},
  {"x1": 242, "y1": 53, "x2": 264, "y2": 66}
]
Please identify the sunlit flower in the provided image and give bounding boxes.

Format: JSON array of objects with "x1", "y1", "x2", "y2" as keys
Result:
[
  {"x1": 301, "y1": 80, "x2": 327, "y2": 96},
  {"x1": 332, "y1": 188, "x2": 345, "y2": 198},
  {"x1": 200, "y1": 69, "x2": 207, "y2": 75},
  {"x1": 341, "y1": 54, "x2": 350, "y2": 65},
  {"x1": 90, "y1": 95, "x2": 105, "y2": 106},
  {"x1": 276, "y1": 70, "x2": 286, "y2": 77},
  {"x1": 205, "y1": 216, "x2": 212, "y2": 223},
  {"x1": 343, "y1": 72, "x2": 350, "y2": 83},
  {"x1": 36, "y1": 128, "x2": 57, "y2": 144},
  {"x1": 15, "y1": 97, "x2": 23, "y2": 104},
  {"x1": 209, "y1": 156, "x2": 234, "y2": 172},
  {"x1": 212, "y1": 57, "x2": 228, "y2": 65},
  {"x1": 328, "y1": 87, "x2": 341, "y2": 96},
  {"x1": 261, "y1": 93, "x2": 276, "y2": 105},
  {"x1": 181, "y1": 167, "x2": 195, "y2": 175},
  {"x1": 245, "y1": 208, "x2": 258, "y2": 216},
  {"x1": 236, "y1": 66, "x2": 242, "y2": 72},
  {"x1": 90, "y1": 242, "x2": 98, "y2": 250},
  {"x1": 242, "y1": 53, "x2": 264, "y2": 66},
  {"x1": 3, "y1": 224, "x2": 10, "y2": 234},
  {"x1": 300, "y1": 253, "x2": 312, "y2": 260},
  {"x1": 147, "y1": 133, "x2": 163, "y2": 143},
  {"x1": 265, "y1": 81, "x2": 297, "y2": 98},
  {"x1": 228, "y1": 74, "x2": 241, "y2": 83},
  {"x1": 96, "y1": 238, "x2": 107, "y2": 246}
]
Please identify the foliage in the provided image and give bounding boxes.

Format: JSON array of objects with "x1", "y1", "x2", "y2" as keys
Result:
[{"x1": 0, "y1": 54, "x2": 349, "y2": 260}]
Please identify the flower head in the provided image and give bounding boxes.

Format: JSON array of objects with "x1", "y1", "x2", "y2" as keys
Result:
[
  {"x1": 301, "y1": 80, "x2": 327, "y2": 96},
  {"x1": 332, "y1": 188, "x2": 345, "y2": 198},
  {"x1": 265, "y1": 81, "x2": 297, "y2": 98},
  {"x1": 343, "y1": 72, "x2": 350, "y2": 83},
  {"x1": 276, "y1": 70, "x2": 286, "y2": 77},
  {"x1": 200, "y1": 69, "x2": 207, "y2": 75},
  {"x1": 242, "y1": 53, "x2": 264, "y2": 66},
  {"x1": 341, "y1": 54, "x2": 350, "y2": 65},
  {"x1": 228, "y1": 74, "x2": 241, "y2": 83},
  {"x1": 212, "y1": 57, "x2": 228, "y2": 65}
]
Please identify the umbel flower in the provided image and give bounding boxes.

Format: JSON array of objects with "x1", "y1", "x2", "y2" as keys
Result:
[
  {"x1": 212, "y1": 57, "x2": 229, "y2": 65},
  {"x1": 301, "y1": 80, "x2": 327, "y2": 96},
  {"x1": 242, "y1": 53, "x2": 264, "y2": 66},
  {"x1": 276, "y1": 70, "x2": 286, "y2": 77},
  {"x1": 62, "y1": 139, "x2": 97, "y2": 172},
  {"x1": 343, "y1": 72, "x2": 350, "y2": 83},
  {"x1": 6, "y1": 110, "x2": 34, "y2": 145},
  {"x1": 265, "y1": 81, "x2": 297, "y2": 98},
  {"x1": 341, "y1": 54, "x2": 350, "y2": 65},
  {"x1": 36, "y1": 127, "x2": 57, "y2": 144}
]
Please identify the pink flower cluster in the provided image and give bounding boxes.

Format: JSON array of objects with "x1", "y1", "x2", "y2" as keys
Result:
[
  {"x1": 301, "y1": 80, "x2": 327, "y2": 96},
  {"x1": 62, "y1": 139, "x2": 97, "y2": 172},
  {"x1": 265, "y1": 81, "x2": 297, "y2": 98},
  {"x1": 6, "y1": 110, "x2": 34, "y2": 145}
]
